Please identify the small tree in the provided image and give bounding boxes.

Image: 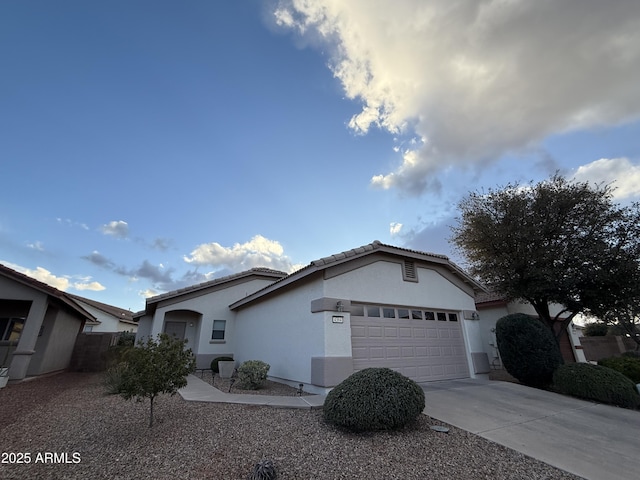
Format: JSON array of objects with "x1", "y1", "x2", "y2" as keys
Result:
[{"x1": 118, "y1": 333, "x2": 195, "y2": 427}]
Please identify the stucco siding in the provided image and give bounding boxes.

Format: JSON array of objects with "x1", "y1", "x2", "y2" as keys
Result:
[
  {"x1": 147, "y1": 278, "x2": 276, "y2": 366},
  {"x1": 234, "y1": 278, "x2": 325, "y2": 384},
  {"x1": 325, "y1": 261, "x2": 475, "y2": 311},
  {"x1": 29, "y1": 307, "x2": 82, "y2": 375}
]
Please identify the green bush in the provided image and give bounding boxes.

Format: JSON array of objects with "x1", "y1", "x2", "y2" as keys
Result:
[
  {"x1": 104, "y1": 362, "x2": 129, "y2": 395},
  {"x1": 237, "y1": 360, "x2": 270, "y2": 389},
  {"x1": 622, "y1": 350, "x2": 640, "y2": 359},
  {"x1": 552, "y1": 363, "x2": 640, "y2": 409},
  {"x1": 496, "y1": 313, "x2": 563, "y2": 387},
  {"x1": 210, "y1": 356, "x2": 234, "y2": 373},
  {"x1": 599, "y1": 356, "x2": 640, "y2": 384},
  {"x1": 583, "y1": 322, "x2": 609, "y2": 337},
  {"x1": 117, "y1": 331, "x2": 136, "y2": 346},
  {"x1": 323, "y1": 368, "x2": 425, "y2": 432}
]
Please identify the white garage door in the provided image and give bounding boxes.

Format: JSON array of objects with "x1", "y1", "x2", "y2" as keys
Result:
[{"x1": 350, "y1": 304, "x2": 470, "y2": 383}]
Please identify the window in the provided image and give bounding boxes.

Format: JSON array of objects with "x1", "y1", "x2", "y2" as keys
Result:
[
  {"x1": 351, "y1": 305, "x2": 365, "y2": 316},
  {"x1": 412, "y1": 310, "x2": 424, "y2": 320},
  {"x1": 383, "y1": 308, "x2": 396, "y2": 318},
  {"x1": 83, "y1": 325, "x2": 94, "y2": 333},
  {"x1": 424, "y1": 311, "x2": 435, "y2": 320},
  {"x1": 367, "y1": 306, "x2": 380, "y2": 317},
  {"x1": 437, "y1": 312, "x2": 447, "y2": 321},
  {"x1": 0, "y1": 317, "x2": 24, "y2": 342},
  {"x1": 448, "y1": 313, "x2": 459, "y2": 322},
  {"x1": 211, "y1": 320, "x2": 226, "y2": 340},
  {"x1": 398, "y1": 309, "x2": 410, "y2": 319}
]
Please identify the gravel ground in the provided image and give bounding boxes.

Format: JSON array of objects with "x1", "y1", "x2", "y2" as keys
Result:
[
  {"x1": 0, "y1": 372, "x2": 584, "y2": 480},
  {"x1": 199, "y1": 371, "x2": 312, "y2": 396}
]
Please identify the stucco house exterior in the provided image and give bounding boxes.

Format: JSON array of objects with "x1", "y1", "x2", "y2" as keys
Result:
[
  {"x1": 475, "y1": 291, "x2": 587, "y2": 367},
  {"x1": 70, "y1": 294, "x2": 138, "y2": 333},
  {"x1": 137, "y1": 241, "x2": 487, "y2": 393},
  {"x1": 0, "y1": 263, "x2": 95, "y2": 381}
]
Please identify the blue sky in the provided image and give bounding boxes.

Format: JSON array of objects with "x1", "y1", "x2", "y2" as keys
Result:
[{"x1": 2, "y1": 0, "x2": 640, "y2": 312}]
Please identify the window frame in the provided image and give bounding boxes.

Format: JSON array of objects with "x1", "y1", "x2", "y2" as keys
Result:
[{"x1": 211, "y1": 319, "x2": 227, "y2": 342}]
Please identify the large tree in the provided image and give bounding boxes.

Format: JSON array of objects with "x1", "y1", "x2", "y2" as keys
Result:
[{"x1": 451, "y1": 174, "x2": 640, "y2": 341}]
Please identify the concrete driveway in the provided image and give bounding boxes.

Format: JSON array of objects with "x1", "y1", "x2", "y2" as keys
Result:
[{"x1": 421, "y1": 378, "x2": 640, "y2": 480}]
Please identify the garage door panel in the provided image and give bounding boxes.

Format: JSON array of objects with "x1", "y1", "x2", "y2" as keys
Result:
[
  {"x1": 351, "y1": 306, "x2": 469, "y2": 382},
  {"x1": 351, "y1": 326, "x2": 366, "y2": 338}
]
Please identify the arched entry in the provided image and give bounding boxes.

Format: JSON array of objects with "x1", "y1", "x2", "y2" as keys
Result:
[{"x1": 162, "y1": 310, "x2": 201, "y2": 353}]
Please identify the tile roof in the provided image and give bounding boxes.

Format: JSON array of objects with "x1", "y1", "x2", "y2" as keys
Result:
[
  {"x1": 68, "y1": 294, "x2": 136, "y2": 324},
  {"x1": 0, "y1": 263, "x2": 96, "y2": 321},
  {"x1": 475, "y1": 290, "x2": 508, "y2": 304},
  {"x1": 146, "y1": 267, "x2": 288, "y2": 306},
  {"x1": 230, "y1": 240, "x2": 485, "y2": 310}
]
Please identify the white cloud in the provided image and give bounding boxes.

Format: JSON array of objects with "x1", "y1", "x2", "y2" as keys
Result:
[
  {"x1": 73, "y1": 281, "x2": 106, "y2": 292},
  {"x1": 390, "y1": 222, "x2": 403, "y2": 236},
  {"x1": 26, "y1": 241, "x2": 44, "y2": 251},
  {"x1": 184, "y1": 235, "x2": 302, "y2": 273},
  {"x1": 101, "y1": 220, "x2": 129, "y2": 238},
  {"x1": 573, "y1": 157, "x2": 640, "y2": 200},
  {"x1": 139, "y1": 288, "x2": 159, "y2": 299},
  {"x1": 1, "y1": 261, "x2": 106, "y2": 292},
  {"x1": 57, "y1": 218, "x2": 89, "y2": 230},
  {"x1": 275, "y1": 0, "x2": 640, "y2": 195},
  {"x1": 1, "y1": 262, "x2": 70, "y2": 290}
]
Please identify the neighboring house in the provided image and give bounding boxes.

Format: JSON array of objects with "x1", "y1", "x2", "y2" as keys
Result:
[
  {"x1": 475, "y1": 291, "x2": 587, "y2": 366},
  {"x1": 0, "y1": 263, "x2": 95, "y2": 381},
  {"x1": 69, "y1": 294, "x2": 138, "y2": 333},
  {"x1": 137, "y1": 241, "x2": 487, "y2": 393}
]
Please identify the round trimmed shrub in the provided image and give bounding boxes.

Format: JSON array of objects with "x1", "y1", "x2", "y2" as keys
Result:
[
  {"x1": 599, "y1": 355, "x2": 640, "y2": 384},
  {"x1": 323, "y1": 368, "x2": 425, "y2": 432},
  {"x1": 552, "y1": 363, "x2": 640, "y2": 409},
  {"x1": 496, "y1": 313, "x2": 563, "y2": 387},
  {"x1": 237, "y1": 360, "x2": 270, "y2": 389},
  {"x1": 210, "y1": 356, "x2": 234, "y2": 374}
]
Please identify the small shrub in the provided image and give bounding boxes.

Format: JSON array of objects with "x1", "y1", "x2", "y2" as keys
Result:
[
  {"x1": 552, "y1": 363, "x2": 640, "y2": 409},
  {"x1": 249, "y1": 458, "x2": 277, "y2": 480},
  {"x1": 599, "y1": 355, "x2": 640, "y2": 384},
  {"x1": 323, "y1": 367, "x2": 425, "y2": 432},
  {"x1": 496, "y1": 313, "x2": 563, "y2": 387},
  {"x1": 210, "y1": 356, "x2": 234, "y2": 373},
  {"x1": 117, "y1": 331, "x2": 136, "y2": 347},
  {"x1": 583, "y1": 322, "x2": 609, "y2": 337},
  {"x1": 104, "y1": 362, "x2": 128, "y2": 395},
  {"x1": 622, "y1": 350, "x2": 640, "y2": 359},
  {"x1": 237, "y1": 360, "x2": 270, "y2": 390}
]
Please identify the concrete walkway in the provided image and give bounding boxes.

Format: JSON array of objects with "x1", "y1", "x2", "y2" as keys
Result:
[
  {"x1": 179, "y1": 374, "x2": 640, "y2": 480},
  {"x1": 421, "y1": 378, "x2": 640, "y2": 480},
  {"x1": 178, "y1": 374, "x2": 325, "y2": 409}
]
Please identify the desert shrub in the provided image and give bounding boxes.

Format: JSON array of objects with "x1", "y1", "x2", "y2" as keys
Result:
[
  {"x1": 250, "y1": 458, "x2": 277, "y2": 480},
  {"x1": 237, "y1": 360, "x2": 270, "y2": 389},
  {"x1": 496, "y1": 313, "x2": 563, "y2": 387},
  {"x1": 323, "y1": 367, "x2": 425, "y2": 432},
  {"x1": 552, "y1": 363, "x2": 640, "y2": 409},
  {"x1": 599, "y1": 355, "x2": 640, "y2": 384},
  {"x1": 583, "y1": 322, "x2": 609, "y2": 337},
  {"x1": 104, "y1": 362, "x2": 129, "y2": 395},
  {"x1": 210, "y1": 356, "x2": 234, "y2": 373}
]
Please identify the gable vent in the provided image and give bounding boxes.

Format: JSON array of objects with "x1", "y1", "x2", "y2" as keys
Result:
[{"x1": 403, "y1": 260, "x2": 417, "y2": 281}]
